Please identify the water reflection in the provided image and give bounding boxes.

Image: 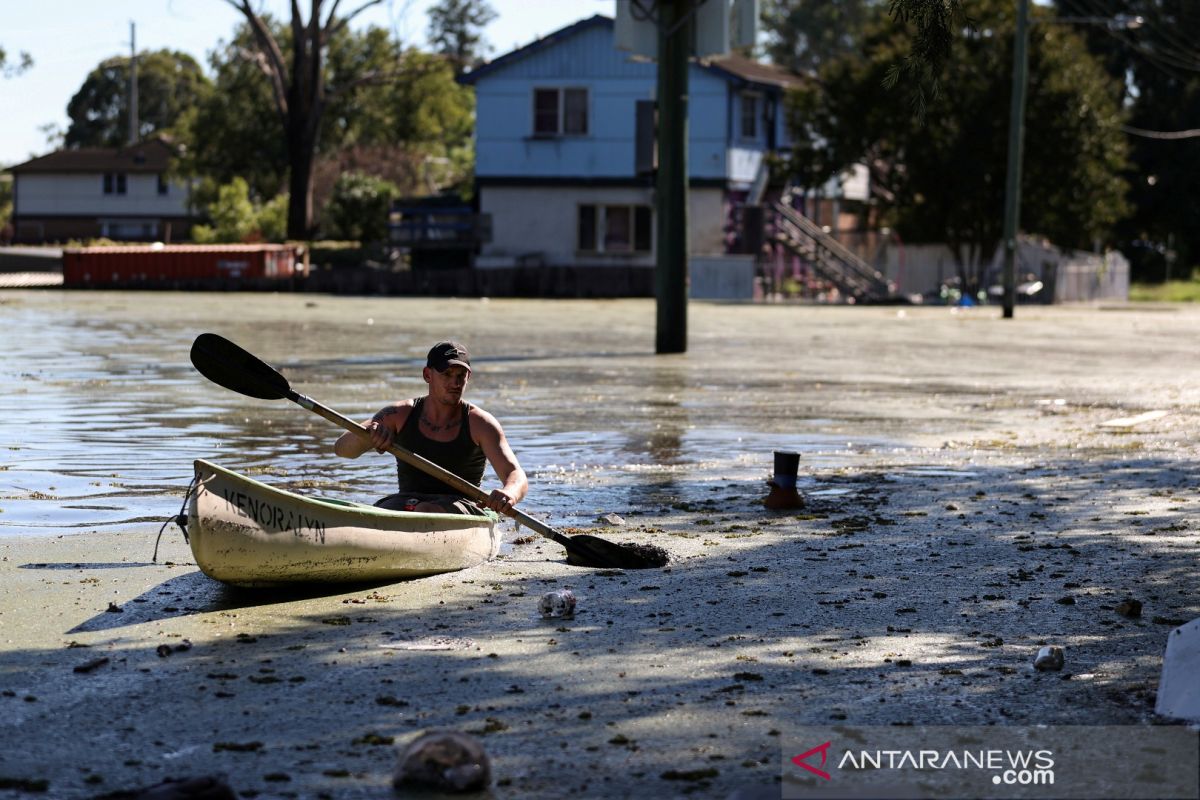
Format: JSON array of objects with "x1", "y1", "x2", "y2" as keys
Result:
[{"x1": 0, "y1": 292, "x2": 878, "y2": 536}]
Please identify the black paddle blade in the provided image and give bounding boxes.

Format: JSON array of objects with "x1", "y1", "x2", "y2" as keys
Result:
[
  {"x1": 564, "y1": 535, "x2": 669, "y2": 569},
  {"x1": 190, "y1": 333, "x2": 292, "y2": 400}
]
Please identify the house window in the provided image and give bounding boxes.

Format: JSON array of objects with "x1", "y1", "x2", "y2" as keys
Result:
[
  {"x1": 157, "y1": 174, "x2": 169, "y2": 196},
  {"x1": 578, "y1": 204, "x2": 652, "y2": 254},
  {"x1": 103, "y1": 173, "x2": 128, "y2": 195},
  {"x1": 740, "y1": 92, "x2": 759, "y2": 139},
  {"x1": 533, "y1": 87, "x2": 589, "y2": 137},
  {"x1": 578, "y1": 205, "x2": 597, "y2": 252},
  {"x1": 100, "y1": 219, "x2": 158, "y2": 240}
]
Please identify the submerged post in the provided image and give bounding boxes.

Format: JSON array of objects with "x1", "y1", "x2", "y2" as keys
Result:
[{"x1": 655, "y1": 0, "x2": 689, "y2": 353}]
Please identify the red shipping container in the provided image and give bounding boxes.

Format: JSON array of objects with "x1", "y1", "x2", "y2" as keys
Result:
[{"x1": 63, "y1": 244, "x2": 300, "y2": 287}]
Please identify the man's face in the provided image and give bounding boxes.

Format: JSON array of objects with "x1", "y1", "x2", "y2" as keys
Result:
[{"x1": 426, "y1": 365, "x2": 470, "y2": 400}]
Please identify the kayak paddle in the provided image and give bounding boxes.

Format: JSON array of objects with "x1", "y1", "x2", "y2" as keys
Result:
[{"x1": 189, "y1": 333, "x2": 668, "y2": 570}]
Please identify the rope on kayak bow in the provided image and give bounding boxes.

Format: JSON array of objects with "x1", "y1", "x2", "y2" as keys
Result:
[{"x1": 152, "y1": 474, "x2": 199, "y2": 563}]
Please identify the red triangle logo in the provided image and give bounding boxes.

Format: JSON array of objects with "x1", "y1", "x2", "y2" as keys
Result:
[{"x1": 792, "y1": 741, "x2": 833, "y2": 780}]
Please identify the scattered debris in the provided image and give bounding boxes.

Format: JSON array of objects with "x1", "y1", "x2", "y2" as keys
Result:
[
  {"x1": 661, "y1": 767, "x2": 719, "y2": 782},
  {"x1": 212, "y1": 741, "x2": 262, "y2": 753},
  {"x1": 156, "y1": 640, "x2": 193, "y2": 658},
  {"x1": 380, "y1": 637, "x2": 475, "y2": 651},
  {"x1": 1098, "y1": 410, "x2": 1168, "y2": 428},
  {"x1": 394, "y1": 730, "x2": 491, "y2": 793},
  {"x1": 1115, "y1": 598, "x2": 1143, "y2": 618},
  {"x1": 352, "y1": 732, "x2": 394, "y2": 746},
  {"x1": 1034, "y1": 646, "x2": 1064, "y2": 672},
  {"x1": 73, "y1": 657, "x2": 110, "y2": 674},
  {"x1": 539, "y1": 589, "x2": 576, "y2": 619}
]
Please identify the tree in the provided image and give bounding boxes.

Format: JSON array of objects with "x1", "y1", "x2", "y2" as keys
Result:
[
  {"x1": 324, "y1": 171, "x2": 399, "y2": 241},
  {"x1": 183, "y1": 21, "x2": 290, "y2": 203},
  {"x1": 1053, "y1": 0, "x2": 1200, "y2": 279},
  {"x1": 762, "y1": 0, "x2": 878, "y2": 75},
  {"x1": 788, "y1": 0, "x2": 1130, "y2": 295},
  {"x1": 64, "y1": 50, "x2": 210, "y2": 148},
  {"x1": 185, "y1": 21, "x2": 475, "y2": 228},
  {"x1": 191, "y1": 176, "x2": 288, "y2": 242},
  {"x1": 0, "y1": 174, "x2": 13, "y2": 238},
  {"x1": 427, "y1": 0, "x2": 497, "y2": 73},
  {"x1": 221, "y1": 0, "x2": 389, "y2": 239},
  {"x1": 877, "y1": 0, "x2": 971, "y2": 118},
  {"x1": 0, "y1": 45, "x2": 32, "y2": 78}
]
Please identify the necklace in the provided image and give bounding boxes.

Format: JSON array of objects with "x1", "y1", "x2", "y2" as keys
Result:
[{"x1": 420, "y1": 414, "x2": 462, "y2": 433}]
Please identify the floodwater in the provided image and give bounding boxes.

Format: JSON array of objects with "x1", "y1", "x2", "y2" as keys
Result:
[{"x1": 0, "y1": 291, "x2": 876, "y2": 536}]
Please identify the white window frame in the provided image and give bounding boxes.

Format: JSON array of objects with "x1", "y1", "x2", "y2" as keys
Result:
[
  {"x1": 103, "y1": 172, "x2": 128, "y2": 195},
  {"x1": 532, "y1": 87, "x2": 590, "y2": 137}
]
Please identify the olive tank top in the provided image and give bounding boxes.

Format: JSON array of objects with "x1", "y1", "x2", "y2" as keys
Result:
[{"x1": 394, "y1": 397, "x2": 487, "y2": 495}]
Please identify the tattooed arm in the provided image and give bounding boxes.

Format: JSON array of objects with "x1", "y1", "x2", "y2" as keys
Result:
[{"x1": 334, "y1": 401, "x2": 412, "y2": 458}]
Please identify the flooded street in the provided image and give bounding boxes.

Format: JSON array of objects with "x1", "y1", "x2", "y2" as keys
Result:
[
  {"x1": 1, "y1": 291, "x2": 882, "y2": 536},
  {"x1": 4, "y1": 292, "x2": 1200, "y2": 798}
]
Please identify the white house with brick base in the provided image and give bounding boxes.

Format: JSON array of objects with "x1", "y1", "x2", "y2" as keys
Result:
[{"x1": 9, "y1": 138, "x2": 196, "y2": 244}]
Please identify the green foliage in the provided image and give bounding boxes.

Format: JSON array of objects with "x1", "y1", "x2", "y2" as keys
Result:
[
  {"x1": 762, "y1": 0, "x2": 879, "y2": 75},
  {"x1": 65, "y1": 50, "x2": 210, "y2": 148},
  {"x1": 181, "y1": 21, "x2": 475, "y2": 225},
  {"x1": 0, "y1": 45, "x2": 32, "y2": 78},
  {"x1": 761, "y1": 0, "x2": 971, "y2": 117},
  {"x1": 257, "y1": 192, "x2": 289, "y2": 242},
  {"x1": 0, "y1": 174, "x2": 12, "y2": 230},
  {"x1": 1129, "y1": 273, "x2": 1200, "y2": 303},
  {"x1": 787, "y1": 0, "x2": 1130, "y2": 293},
  {"x1": 324, "y1": 171, "x2": 400, "y2": 242},
  {"x1": 191, "y1": 177, "x2": 287, "y2": 243},
  {"x1": 883, "y1": 0, "x2": 972, "y2": 119},
  {"x1": 427, "y1": 0, "x2": 497, "y2": 71},
  {"x1": 1060, "y1": 0, "x2": 1200, "y2": 280},
  {"x1": 180, "y1": 21, "x2": 289, "y2": 201}
]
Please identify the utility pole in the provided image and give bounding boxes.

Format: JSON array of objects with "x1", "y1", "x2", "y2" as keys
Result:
[
  {"x1": 1001, "y1": 0, "x2": 1029, "y2": 320},
  {"x1": 128, "y1": 21, "x2": 139, "y2": 145},
  {"x1": 655, "y1": 0, "x2": 689, "y2": 354}
]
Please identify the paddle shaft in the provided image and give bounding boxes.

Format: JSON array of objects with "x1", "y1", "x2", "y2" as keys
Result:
[{"x1": 289, "y1": 390, "x2": 574, "y2": 549}]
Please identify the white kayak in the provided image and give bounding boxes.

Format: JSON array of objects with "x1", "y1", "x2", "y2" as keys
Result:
[{"x1": 186, "y1": 459, "x2": 501, "y2": 587}]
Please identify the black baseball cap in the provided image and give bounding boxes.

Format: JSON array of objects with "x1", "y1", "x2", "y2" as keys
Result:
[{"x1": 427, "y1": 341, "x2": 471, "y2": 372}]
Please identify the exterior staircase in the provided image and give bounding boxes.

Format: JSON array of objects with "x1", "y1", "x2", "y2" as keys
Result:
[{"x1": 769, "y1": 200, "x2": 892, "y2": 302}]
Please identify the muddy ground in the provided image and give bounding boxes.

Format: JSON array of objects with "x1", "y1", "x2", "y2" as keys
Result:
[{"x1": 0, "y1": 299, "x2": 1198, "y2": 798}]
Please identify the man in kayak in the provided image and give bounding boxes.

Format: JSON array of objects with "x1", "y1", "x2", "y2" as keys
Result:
[{"x1": 334, "y1": 341, "x2": 528, "y2": 516}]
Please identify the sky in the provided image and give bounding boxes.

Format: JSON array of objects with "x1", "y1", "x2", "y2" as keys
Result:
[{"x1": 0, "y1": 0, "x2": 609, "y2": 168}]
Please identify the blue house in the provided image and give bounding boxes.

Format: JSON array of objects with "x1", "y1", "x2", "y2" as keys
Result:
[{"x1": 459, "y1": 15, "x2": 800, "y2": 270}]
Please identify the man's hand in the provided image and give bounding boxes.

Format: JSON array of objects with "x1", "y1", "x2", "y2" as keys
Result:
[
  {"x1": 366, "y1": 420, "x2": 394, "y2": 453},
  {"x1": 483, "y1": 489, "x2": 516, "y2": 514}
]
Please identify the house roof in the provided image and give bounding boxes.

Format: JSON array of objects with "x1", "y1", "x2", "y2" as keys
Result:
[
  {"x1": 458, "y1": 14, "x2": 611, "y2": 85},
  {"x1": 9, "y1": 138, "x2": 176, "y2": 174},
  {"x1": 458, "y1": 14, "x2": 804, "y2": 92},
  {"x1": 702, "y1": 53, "x2": 806, "y2": 92}
]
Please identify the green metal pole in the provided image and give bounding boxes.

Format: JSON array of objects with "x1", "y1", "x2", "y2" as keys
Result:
[
  {"x1": 655, "y1": 0, "x2": 688, "y2": 353},
  {"x1": 1001, "y1": 0, "x2": 1030, "y2": 319}
]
